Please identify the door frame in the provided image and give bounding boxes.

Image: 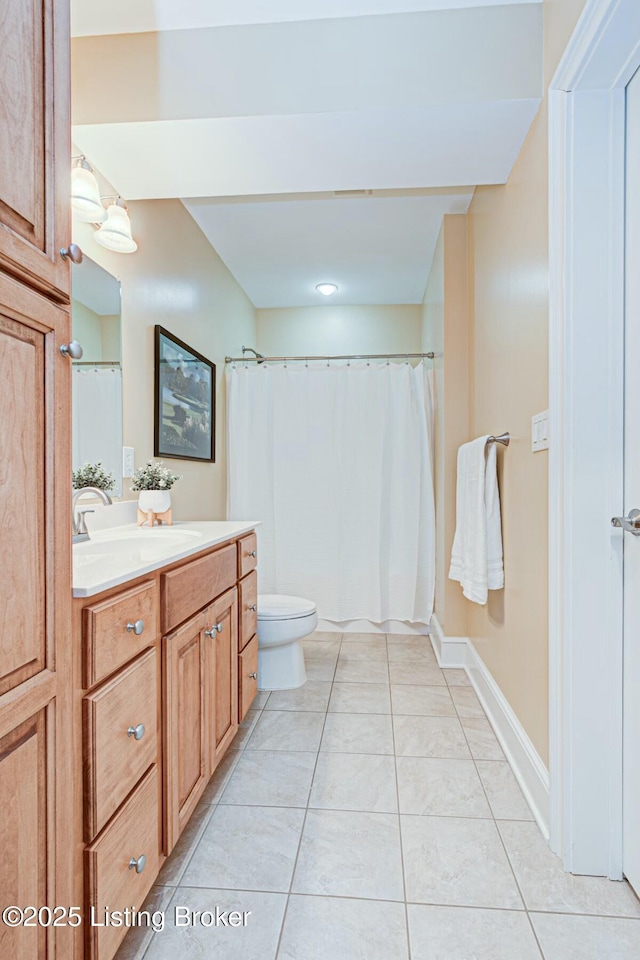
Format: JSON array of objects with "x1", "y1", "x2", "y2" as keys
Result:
[{"x1": 549, "y1": 0, "x2": 640, "y2": 877}]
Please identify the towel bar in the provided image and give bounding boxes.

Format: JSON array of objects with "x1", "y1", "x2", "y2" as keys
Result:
[{"x1": 487, "y1": 433, "x2": 510, "y2": 446}]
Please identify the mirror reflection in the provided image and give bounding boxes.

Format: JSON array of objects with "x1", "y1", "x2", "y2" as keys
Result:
[{"x1": 71, "y1": 256, "x2": 123, "y2": 496}]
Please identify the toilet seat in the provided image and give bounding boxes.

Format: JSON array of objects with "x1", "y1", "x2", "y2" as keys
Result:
[{"x1": 258, "y1": 594, "x2": 317, "y2": 621}]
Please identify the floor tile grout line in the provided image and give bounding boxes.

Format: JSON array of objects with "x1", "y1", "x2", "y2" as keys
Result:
[
  {"x1": 457, "y1": 699, "x2": 546, "y2": 957},
  {"x1": 388, "y1": 635, "x2": 413, "y2": 959},
  {"x1": 272, "y1": 634, "x2": 341, "y2": 959}
]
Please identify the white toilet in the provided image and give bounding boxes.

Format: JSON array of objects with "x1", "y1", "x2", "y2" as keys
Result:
[{"x1": 257, "y1": 594, "x2": 318, "y2": 691}]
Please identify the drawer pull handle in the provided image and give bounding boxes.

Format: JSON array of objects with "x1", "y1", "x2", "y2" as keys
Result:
[
  {"x1": 249, "y1": 672, "x2": 258, "y2": 680},
  {"x1": 129, "y1": 854, "x2": 146, "y2": 874},
  {"x1": 126, "y1": 619, "x2": 145, "y2": 636},
  {"x1": 248, "y1": 550, "x2": 257, "y2": 558},
  {"x1": 248, "y1": 604, "x2": 257, "y2": 612},
  {"x1": 205, "y1": 623, "x2": 224, "y2": 637},
  {"x1": 127, "y1": 723, "x2": 145, "y2": 741}
]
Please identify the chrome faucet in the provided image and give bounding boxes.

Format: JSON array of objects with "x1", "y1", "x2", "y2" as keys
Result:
[{"x1": 72, "y1": 486, "x2": 113, "y2": 543}]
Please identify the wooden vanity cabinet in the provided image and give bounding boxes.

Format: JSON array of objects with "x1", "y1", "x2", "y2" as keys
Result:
[{"x1": 73, "y1": 533, "x2": 258, "y2": 958}]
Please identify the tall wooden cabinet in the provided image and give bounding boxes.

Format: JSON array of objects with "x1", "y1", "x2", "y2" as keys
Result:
[{"x1": 0, "y1": 1, "x2": 73, "y2": 958}]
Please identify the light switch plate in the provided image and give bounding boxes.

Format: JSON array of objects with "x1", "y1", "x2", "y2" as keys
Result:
[
  {"x1": 123, "y1": 446, "x2": 135, "y2": 478},
  {"x1": 532, "y1": 411, "x2": 549, "y2": 452}
]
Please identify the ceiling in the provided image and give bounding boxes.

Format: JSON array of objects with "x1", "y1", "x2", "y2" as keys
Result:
[
  {"x1": 184, "y1": 190, "x2": 473, "y2": 307},
  {"x1": 70, "y1": 1, "x2": 542, "y2": 307}
]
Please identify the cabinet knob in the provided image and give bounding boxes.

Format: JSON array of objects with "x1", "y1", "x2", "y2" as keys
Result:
[
  {"x1": 126, "y1": 619, "x2": 145, "y2": 635},
  {"x1": 248, "y1": 672, "x2": 257, "y2": 680},
  {"x1": 60, "y1": 243, "x2": 84, "y2": 264},
  {"x1": 59, "y1": 339, "x2": 84, "y2": 360},
  {"x1": 248, "y1": 550, "x2": 257, "y2": 558},
  {"x1": 205, "y1": 622, "x2": 224, "y2": 637},
  {"x1": 248, "y1": 604, "x2": 257, "y2": 612},
  {"x1": 127, "y1": 723, "x2": 145, "y2": 741},
  {"x1": 128, "y1": 854, "x2": 146, "y2": 874}
]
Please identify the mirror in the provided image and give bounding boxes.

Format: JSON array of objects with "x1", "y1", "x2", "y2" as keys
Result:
[{"x1": 71, "y1": 256, "x2": 123, "y2": 496}]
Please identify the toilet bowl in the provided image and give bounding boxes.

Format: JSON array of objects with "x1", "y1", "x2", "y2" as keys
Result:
[{"x1": 257, "y1": 594, "x2": 318, "y2": 691}]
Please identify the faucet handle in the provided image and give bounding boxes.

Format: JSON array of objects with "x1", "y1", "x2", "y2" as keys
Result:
[{"x1": 76, "y1": 508, "x2": 95, "y2": 536}]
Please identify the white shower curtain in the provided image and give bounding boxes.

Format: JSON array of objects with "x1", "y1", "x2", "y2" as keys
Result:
[
  {"x1": 227, "y1": 361, "x2": 435, "y2": 624},
  {"x1": 72, "y1": 366, "x2": 123, "y2": 497}
]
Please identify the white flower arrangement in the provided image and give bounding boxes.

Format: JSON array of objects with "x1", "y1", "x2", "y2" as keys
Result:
[
  {"x1": 130, "y1": 460, "x2": 181, "y2": 492},
  {"x1": 72, "y1": 461, "x2": 116, "y2": 492}
]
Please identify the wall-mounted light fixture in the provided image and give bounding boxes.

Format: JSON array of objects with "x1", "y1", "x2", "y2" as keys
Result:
[
  {"x1": 71, "y1": 157, "x2": 138, "y2": 253},
  {"x1": 316, "y1": 283, "x2": 338, "y2": 296},
  {"x1": 71, "y1": 157, "x2": 107, "y2": 223},
  {"x1": 93, "y1": 198, "x2": 138, "y2": 254}
]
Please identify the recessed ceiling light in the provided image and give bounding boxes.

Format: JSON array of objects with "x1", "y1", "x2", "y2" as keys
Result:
[{"x1": 316, "y1": 283, "x2": 338, "y2": 296}]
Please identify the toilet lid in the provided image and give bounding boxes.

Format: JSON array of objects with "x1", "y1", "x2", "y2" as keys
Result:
[{"x1": 258, "y1": 594, "x2": 317, "y2": 621}]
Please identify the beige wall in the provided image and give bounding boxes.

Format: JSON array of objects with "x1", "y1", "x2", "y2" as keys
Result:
[
  {"x1": 256, "y1": 304, "x2": 422, "y2": 357},
  {"x1": 422, "y1": 216, "x2": 470, "y2": 639},
  {"x1": 71, "y1": 300, "x2": 103, "y2": 362},
  {"x1": 463, "y1": 0, "x2": 587, "y2": 765},
  {"x1": 72, "y1": 200, "x2": 256, "y2": 519}
]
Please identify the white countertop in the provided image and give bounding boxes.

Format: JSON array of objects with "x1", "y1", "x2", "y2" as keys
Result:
[{"x1": 72, "y1": 520, "x2": 260, "y2": 598}]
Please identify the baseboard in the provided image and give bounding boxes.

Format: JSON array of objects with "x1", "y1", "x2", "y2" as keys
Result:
[
  {"x1": 429, "y1": 615, "x2": 469, "y2": 667},
  {"x1": 429, "y1": 616, "x2": 550, "y2": 839},
  {"x1": 466, "y1": 641, "x2": 550, "y2": 839},
  {"x1": 317, "y1": 618, "x2": 429, "y2": 636}
]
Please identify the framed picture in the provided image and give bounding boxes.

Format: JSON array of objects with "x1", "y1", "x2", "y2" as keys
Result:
[{"x1": 154, "y1": 325, "x2": 215, "y2": 462}]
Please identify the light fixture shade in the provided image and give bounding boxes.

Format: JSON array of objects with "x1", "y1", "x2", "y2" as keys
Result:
[
  {"x1": 71, "y1": 160, "x2": 107, "y2": 222},
  {"x1": 316, "y1": 282, "x2": 338, "y2": 296},
  {"x1": 93, "y1": 199, "x2": 138, "y2": 253}
]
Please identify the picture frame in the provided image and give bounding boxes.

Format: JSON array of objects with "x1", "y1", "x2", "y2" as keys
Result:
[{"x1": 154, "y1": 325, "x2": 215, "y2": 462}]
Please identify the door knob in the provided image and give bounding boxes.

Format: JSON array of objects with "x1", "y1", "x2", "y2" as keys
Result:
[
  {"x1": 60, "y1": 243, "x2": 84, "y2": 263},
  {"x1": 126, "y1": 619, "x2": 145, "y2": 635},
  {"x1": 59, "y1": 339, "x2": 84, "y2": 360},
  {"x1": 205, "y1": 623, "x2": 224, "y2": 636},
  {"x1": 248, "y1": 550, "x2": 257, "y2": 558},
  {"x1": 128, "y1": 854, "x2": 146, "y2": 874},
  {"x1": 248, "y1": 604, "x2": 257, "y2": 612},
  {"x1": 611, "y1": 509, "x2": 640, "y2": 535},
  {"x1": 248, "y1": 672, "x2": 257, "y2": 680}
]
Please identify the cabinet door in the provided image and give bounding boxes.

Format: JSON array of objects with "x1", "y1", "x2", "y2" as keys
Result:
[
  {"x1": 0, "y1": 0, "x2": 70, "y2": 300},
  {"x1": 206, "y1": 587, "x2": 239, "y2": 774},
  {"x1": 163, "y1": 610, "x2": 208, "y2": 853},
  {"x1": 0, "y1": 278, "x2": 73, "y2": 957}
]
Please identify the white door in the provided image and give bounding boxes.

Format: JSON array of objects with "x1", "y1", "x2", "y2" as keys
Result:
[{"x1": 622, "y1": 65, "x2": 640, "y2": 896}]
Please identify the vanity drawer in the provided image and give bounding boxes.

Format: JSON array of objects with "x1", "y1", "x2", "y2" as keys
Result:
[
  {"x1": 85, "y1": 764, "x2": 161, "y2": 960},
  {"x1": 239, "y1": 570, "x2": 258, "y2": 650},
  {"x1": 84, "y1": 580, "x2": 158, "y2": 688},
  {"x1": 237, "y1": 532, "x2": 258, "y2": 579},
  {"x1": 161, "y1": 544, "x2": 237, "y2": 632},
  {"x1": 239, "y1": 633, "x2": 258, "y2": 722},
  {"x1": 84, "y1": 648, "x2": 159, "y2": 840}
]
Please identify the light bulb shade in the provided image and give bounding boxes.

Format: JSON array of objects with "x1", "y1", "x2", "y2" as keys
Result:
[
  {"x1": 71, "y1": 162, "x2": 107, "y2": 222},
  {"x1": 93, "y1": 200, "x2": 137, "y2": 253},
  {"x1": 316, "y1": 282, "x2": 338, "y2": 296}
]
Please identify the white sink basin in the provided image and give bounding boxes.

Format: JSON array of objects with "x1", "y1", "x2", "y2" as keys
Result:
[
  {"x1": 83, "y1": 527, "x2": 203, "y2": 547},
  {"x1": 74, "y1": 526, "x2": 203, "y2": 561}
]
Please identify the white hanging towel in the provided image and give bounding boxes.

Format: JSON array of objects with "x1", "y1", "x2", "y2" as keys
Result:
[{"x1": 449, "y1": 436, "x2": 504, "y2": 605}]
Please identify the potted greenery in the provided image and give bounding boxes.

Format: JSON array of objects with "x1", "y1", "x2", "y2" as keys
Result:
[
  {"x1": 131, "y1": 459, "x2": 181, "y2": 515},
  {"x1": 72, "y1": 461, "x2": 116, "y2": 492}
]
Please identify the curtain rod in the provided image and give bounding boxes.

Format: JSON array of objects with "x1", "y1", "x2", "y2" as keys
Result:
[
  {"x1": 72, "y1": 360, "x2": 121, "y2": 366},
  {"x1": 224, "y1": 352, "x2": 436, "y2": 363}
]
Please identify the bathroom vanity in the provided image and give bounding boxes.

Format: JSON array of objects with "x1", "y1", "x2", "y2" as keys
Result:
[{"x1": 71, "y1": 521, "x2": 259, "y2": 960}]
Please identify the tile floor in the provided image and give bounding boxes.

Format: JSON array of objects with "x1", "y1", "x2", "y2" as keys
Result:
[{"x1": 117, "y1": 631, "x2": 640, "y2": 960}]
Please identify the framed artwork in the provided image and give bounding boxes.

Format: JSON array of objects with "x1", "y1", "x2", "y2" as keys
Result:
[{"x1": 154, "y1": 325, "x2": 215, "y2": 462}]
